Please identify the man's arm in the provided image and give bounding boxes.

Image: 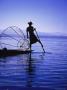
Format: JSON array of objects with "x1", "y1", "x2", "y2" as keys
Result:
[{"x1": 34, "y1": 28, "x2": 39, "y2": 40}]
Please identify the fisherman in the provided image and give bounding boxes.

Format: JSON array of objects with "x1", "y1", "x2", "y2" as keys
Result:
[{"x1": 26, "y1": 21, "x2": 45, "y2": 53}]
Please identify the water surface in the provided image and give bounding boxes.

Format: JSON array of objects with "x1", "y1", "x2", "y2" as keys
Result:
[{"x1": 0, "y1": 37, "x2": 67, "y2": 90}]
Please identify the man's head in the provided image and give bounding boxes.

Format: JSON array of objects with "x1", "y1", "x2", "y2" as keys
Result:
[{"x1": 28, "y1": 21, "x2": 33, "y2": 26}]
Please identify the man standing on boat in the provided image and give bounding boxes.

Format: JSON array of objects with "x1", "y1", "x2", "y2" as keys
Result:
[{"x1": 26, "y1": 21, "x2": 45, "y2": 53}]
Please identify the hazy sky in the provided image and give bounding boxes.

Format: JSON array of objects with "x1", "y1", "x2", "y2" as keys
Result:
[{"x1": 0, "y1": 0, "x2": 67, "y2": 35}]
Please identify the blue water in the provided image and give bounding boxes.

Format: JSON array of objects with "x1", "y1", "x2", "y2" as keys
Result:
[{"x1": 0, "y1": 37, "x2": 67, "y2": 90}]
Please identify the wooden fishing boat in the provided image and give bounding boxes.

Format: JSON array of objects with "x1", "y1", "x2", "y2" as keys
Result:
[
  {"x1": 0, "y1": 48, "x2": 31, "y2": 57},
  {"x1": 0, "y1": 26, "x2": 31, "y2": 57}
]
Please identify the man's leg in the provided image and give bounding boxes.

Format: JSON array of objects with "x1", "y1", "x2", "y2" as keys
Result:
[{"x1": 38, "y1": 40, "x2": 45, "y2": 53}]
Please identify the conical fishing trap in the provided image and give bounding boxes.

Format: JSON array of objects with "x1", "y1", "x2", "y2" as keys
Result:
[{"x1": 0, "y1": 26, "x2": 30, "y2": 51}]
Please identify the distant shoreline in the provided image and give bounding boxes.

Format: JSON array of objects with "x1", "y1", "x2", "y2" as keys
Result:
[
  {"x1": 0, "y1": 34, "x2": 67, "y2": 39},
  {"x1": 40, "y1": 35, "x2": 67, "y2": 39}
]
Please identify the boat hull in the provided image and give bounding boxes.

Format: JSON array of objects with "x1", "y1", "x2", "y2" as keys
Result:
[{"x1": 0, "y1": 49, "x2": 31, "y2": 57}]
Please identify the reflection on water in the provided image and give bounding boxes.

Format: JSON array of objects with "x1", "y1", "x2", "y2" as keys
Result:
[
  {"x1": 0, "y1": 53, "x2": 44, "y2": 87},
  {"x1": 0, "y1": 37, "x2": 67, "y2": 89},
  {"x1": 26, "y1": 53, "x2": 34, "y2": 87}
]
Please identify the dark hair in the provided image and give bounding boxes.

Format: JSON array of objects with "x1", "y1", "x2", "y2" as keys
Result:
[{"x1": 28, "y1": 21, "x2": 33, "y2": 25}]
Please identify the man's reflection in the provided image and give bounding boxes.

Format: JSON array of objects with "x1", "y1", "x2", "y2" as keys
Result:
[{"x1": 26, "y1": 53, "x2": 35, "y2": 87}]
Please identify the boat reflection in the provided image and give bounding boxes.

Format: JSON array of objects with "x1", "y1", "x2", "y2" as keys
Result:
[{"x1": 0, "y1": 52, "x2": 44, "y2": 87}]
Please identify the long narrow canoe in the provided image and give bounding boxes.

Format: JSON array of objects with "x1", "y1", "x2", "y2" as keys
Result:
[{"x1": 0, "y1": 49, "x2": 31, "y2": 57}]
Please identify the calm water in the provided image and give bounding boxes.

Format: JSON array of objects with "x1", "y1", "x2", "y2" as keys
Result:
[{"x1": 0, "y1": 37, "x2": 67, "y2": 90}]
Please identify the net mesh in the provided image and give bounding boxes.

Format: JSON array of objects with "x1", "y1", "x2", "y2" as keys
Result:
[{"x1": 0, "y1": 26, "x2": 30, "y2": 51}]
